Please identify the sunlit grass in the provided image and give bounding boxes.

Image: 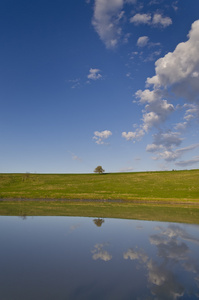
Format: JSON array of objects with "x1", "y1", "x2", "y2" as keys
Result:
[{"x1": 0, "y1": 170, "x2": 199, "y2": 201}]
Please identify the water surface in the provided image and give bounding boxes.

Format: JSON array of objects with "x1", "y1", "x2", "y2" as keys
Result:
[{"x1": 0, "y1": 216, "x2": 199, "y2": 299}]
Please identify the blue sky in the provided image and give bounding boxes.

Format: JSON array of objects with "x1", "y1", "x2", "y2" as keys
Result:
[{"x1": 1, "y1": 0, "x2": 199, "y2": 173}]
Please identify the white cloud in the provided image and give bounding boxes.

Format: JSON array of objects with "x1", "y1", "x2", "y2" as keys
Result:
[
  {"x1": 122, "y1": 128, "x2": 144, "y2": 141},
  {"x1": 130, "y1": 13, "x2": 172, "y2": 28},
  {"x1": 146, "y1": 143, "x2": 163, "y2": 152},
  {"x1": 135, "y1": 89, "x2": 174, "y2": 133},
  {"x1": 174, "y1": 103, "x2": 199, "y2": 131},
  {"x1": 148, "y1": 141, "x2": 199, "y2": 162},
  {"x1": 125, "y1": 20, "x2": 199, "y2": 165},
  {"x1": 123, "y1": 89, "x2": 174, "y2": 143},
  {"x1": 92, "y1": 1, "x2": 171, "y2": 49},
  {"x1": 172, "y1": 1, "x2": 179, "y2": 11},
  {"x1": 184, "y1": 103, "x2": 199, "y2": 120},
  {"x1": 87, "y1": 68, "x2": 102, "y2": 80},
  {"x1": 122, "y1": 131, "x2": 136, "y2": 140},
  {"x1": 92, "y1": 0, "x2": 124, "y2": 49},
  {"x1": 93, "y1": 130, "x2": 112, "y2": 144},
  {"x1": 150, "y1": 132, "x2": 183, "y2": 149},
  {"x1": 130, "y1": 13, "x2": 151, "y2": 25},
  {"x1": 152, "y1": 13, "x2": 172, "y2": 27},
  {"x1": 68, "y1": 151, "x2": 82, "y2": 162},
  {"x1": 137, "y1": 36, "x2": 149, "y2": 47},
  {"x1": 69, "y1": 78, "x2": 81, "y2": 89},
  {"x1": 147, "y1": 19, "x2": 199, "y2": 96},
  {"x1": 191, "y1": 71, "x2": 199, "y2": 78},
  {"x1": 145, "y1": 49, "x2": 162, "y2": 62},
  {"x1": 174, "y1": 122, "x2": 188, "y2": 131}
]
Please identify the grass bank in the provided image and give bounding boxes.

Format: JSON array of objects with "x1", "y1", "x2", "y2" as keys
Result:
[
  {"x1": 0, "y1": 170, "x2": 199, "y2": 224},
  {"x1": 0, "y1": 200, "x2": 199, "y2": 224}
]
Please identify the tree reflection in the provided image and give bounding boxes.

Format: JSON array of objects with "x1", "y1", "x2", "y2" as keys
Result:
[{"x1": 93, "y1": 218, "x2": 104, "y2": 227}]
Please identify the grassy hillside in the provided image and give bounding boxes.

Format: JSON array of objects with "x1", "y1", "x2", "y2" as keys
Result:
[{"x1": 0, "y1": 170, "x2": 199, "y2": 202}]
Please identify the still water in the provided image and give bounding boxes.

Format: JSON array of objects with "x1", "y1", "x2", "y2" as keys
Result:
[{"x1": 0, "y1": 216, "x2": 199, "y2": 300}]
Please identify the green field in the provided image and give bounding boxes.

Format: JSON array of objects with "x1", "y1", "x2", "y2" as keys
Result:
[{"x1": 0, "y1": 170, "x2": 199, "y2": 223}]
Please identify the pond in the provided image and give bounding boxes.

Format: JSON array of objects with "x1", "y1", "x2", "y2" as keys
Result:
[{"x1": 0, "y1": 216, "x2": 199, "y2": 299}]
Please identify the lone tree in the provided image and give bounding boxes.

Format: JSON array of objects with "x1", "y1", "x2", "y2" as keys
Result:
[{"x1": 94, "y1": 165, "x2": 105, "y2": 174}]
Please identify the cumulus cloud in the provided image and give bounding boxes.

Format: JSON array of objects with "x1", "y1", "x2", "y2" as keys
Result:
[
  {"x1": 147, "y1": 19, "x2": 199, "y2": 99},
  {"x1": 122, "y1": 128, "x2": 144, "y2": 141},
  {"x1": 130, "y1": 13, "x2": 151, "y2": 25},
  {"x1": 92, "y1": 0, "x2": 124, "y2": 49},
  {"x1": 93, "y1": 130, "x2": 112, "y2": 144},
  {"x1": 138, "y1": 90, "x2": 174, "y2": 131},
  {"x1": 152, "y1": 13, "x2": 172, "y2": 27},
  {"x1": 130, "y1": 13, "x2": 172, "y2": 27},
  {"x1": 122, "y1": 89, "x2": 174, "y2": 142},
  {"x1": 124, "y1": 20, "x2": 199, "y2": 167},
  {"x1": 137, "y1": 36, "x2": 149, "y2": 47},
  {"x1": 147, "y1": 132, "x2": 183, "y2": 150},
  {"x1": 92, "y1": 1, "x2": 171, "y2": 49},
  {"x1": 87, "y1": 68, "x2": 102, "y2": 80}
]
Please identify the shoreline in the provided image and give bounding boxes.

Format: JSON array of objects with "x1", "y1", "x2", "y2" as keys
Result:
[{"x1": 1, "y1": 198, "x2": 199, "y2": 206}]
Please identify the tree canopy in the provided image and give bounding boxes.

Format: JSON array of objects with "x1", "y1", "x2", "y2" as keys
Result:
[{"x1": 94, "y1": 166, "x2": 105, "y2": 174}]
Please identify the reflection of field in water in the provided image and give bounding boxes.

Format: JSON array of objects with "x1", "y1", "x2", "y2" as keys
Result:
[{"x1": 0, "y1": 216, "x2": 199, "y2": 299}]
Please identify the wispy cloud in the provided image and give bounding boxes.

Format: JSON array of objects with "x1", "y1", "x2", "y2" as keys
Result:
[
  {"x1": 69, "y1": 68, "x2": 103, "y2": 89},
  {"x1": 146, "y1": 132, "x2": 199, "y2": 162},
  {"x1": 68, "y1": 151, "x2": 82, "y2": 162},
  {"x1": 175, "y1": 156, "x2": 199, "y2": 167},
  {"x1": 68, "y1": 78, "x2": 81, "y2": 89},
  {"x1": 119, "y1": 166, "x2": 134, "y2": 172}
]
